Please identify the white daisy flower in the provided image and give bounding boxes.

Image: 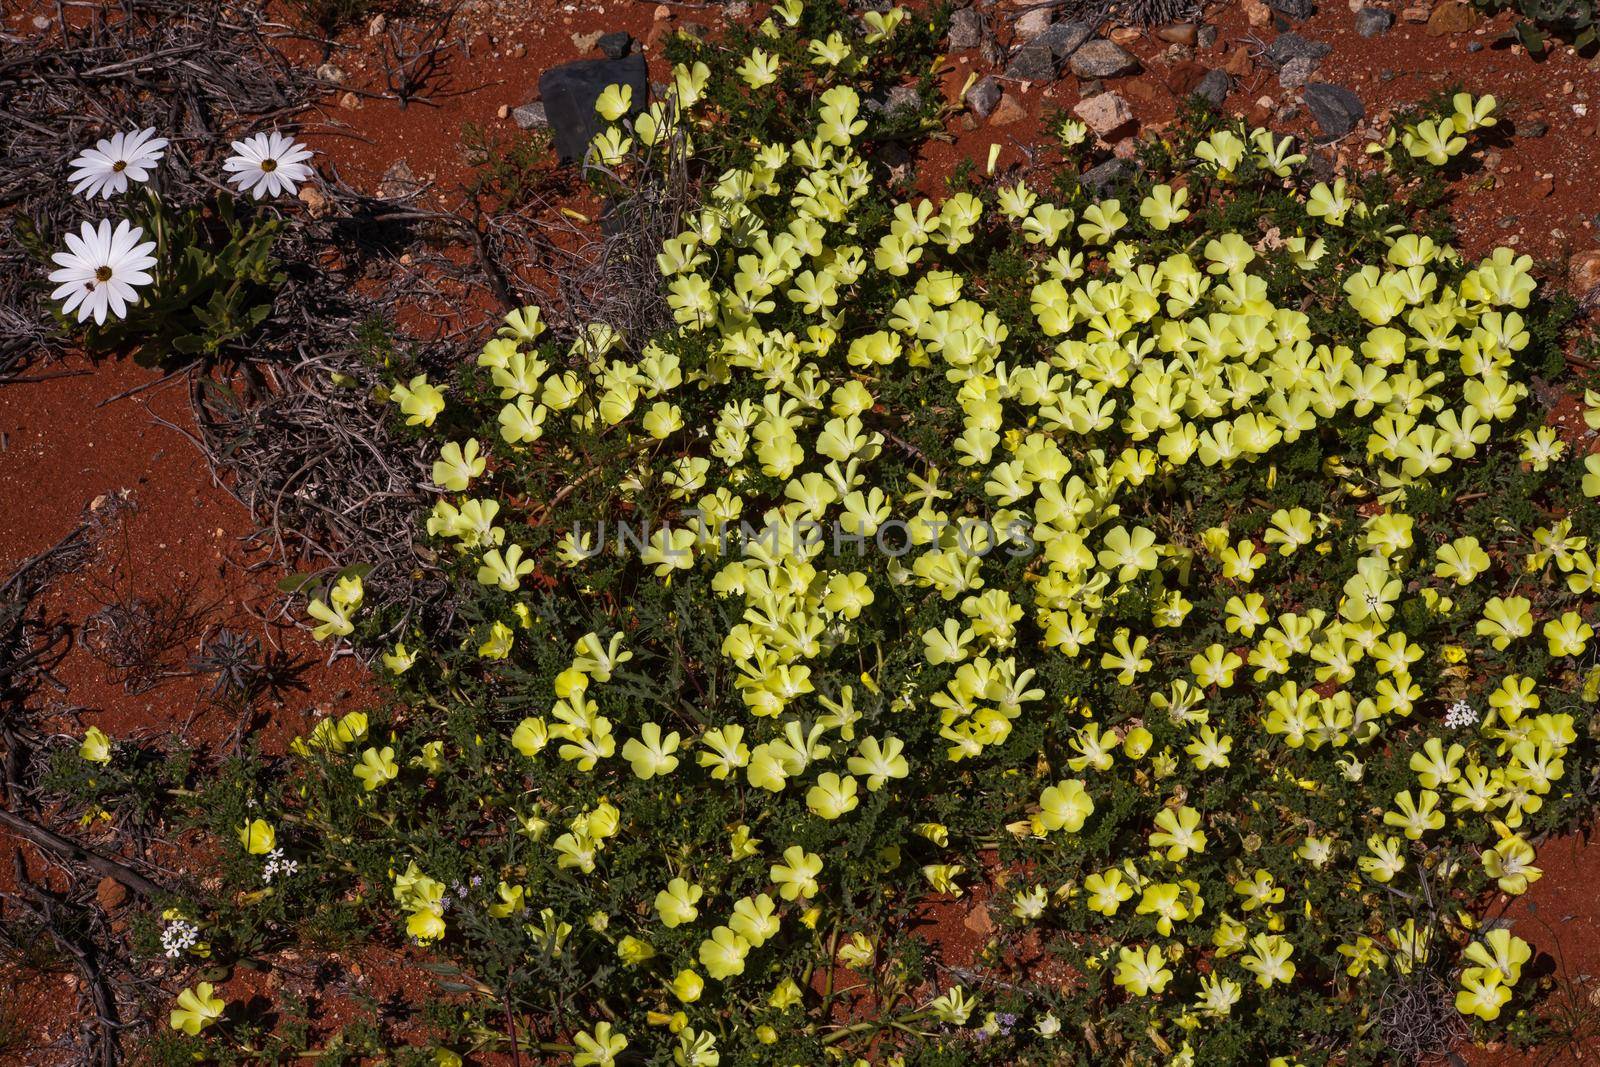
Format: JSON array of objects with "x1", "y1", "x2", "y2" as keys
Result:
[
  {"x1": 223, "y1": 131, "x2": 314, "y2": 200},
  {"x1": 67, "y1": 127, "x2": 169, "y2": 200},
  {"x1": 48, "y1": 219, "x2": 158, "y2": 326}
]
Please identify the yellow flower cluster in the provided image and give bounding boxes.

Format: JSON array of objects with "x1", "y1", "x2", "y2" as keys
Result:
[{"x1": 298, "y1": 13, "x2": 1584, "y2": 1056}]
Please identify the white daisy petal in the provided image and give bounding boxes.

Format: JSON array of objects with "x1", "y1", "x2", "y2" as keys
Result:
[
  {"x1": 222, "y1": 130, "x2": 314, "y2": 200},
  {"x1": 46, "y1": 217, "x2": 156, "y2": 326}
]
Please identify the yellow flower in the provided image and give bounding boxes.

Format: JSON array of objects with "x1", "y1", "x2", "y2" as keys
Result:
[
  {"x1": 382, "y1": 642, "x2": 418, "y2": 674},
  {"x1": 697, "y1": 926, "x2": 751, "y2": 980},
  {"x1": 353, "y1": 746, "x2": 399, "y2": 791},
  {"x1": 594, "y1": 83, "x2": 633, "y2": 122},
  {"x1": 79, "y1": 726, "x2": 112, "y2": 765},
  {"x1": 1113, "y1": 944, "x2": 1172, "y2": 996},
  {"x1": 621, "y1": 722, "x2": 681, "y2": 780},
  {"x1": 1138, "y1": 184, "x2": 1189, "y2": 232},
  {"x1": 573, "y1": 1021, "x2": 629, "y2": 1066},
  {"x1": 389, "y1": 374, "x2": 446, "y2": 426},
  {"x1": 1482, "y1": 833, "x2": 1541, "y2": 895},
  {"x1": 770, "y1": 845, "x2": 823, "y2": 901},
  {"x1": 654, "y1": 878, "x2": 703, "y2": 928},
  {"x1": 1455, "y1": 967, "x2": 1512, "y2": 1021},
  {"x1": 670, "y1": 969, "x2": 704, "y2": 1004},
  {"x1": 1033, "y1": 779, "x2": 1094, "y2": 835},
  {"x1": 617, "y1": 935, "x2": 656, "y2": 965},
  {"x1": 169, "y1": 982, "x2": 226, "y2": 1035},
  {"x1": 237, "y1": 818, "x2": 276, "y2": 855}
]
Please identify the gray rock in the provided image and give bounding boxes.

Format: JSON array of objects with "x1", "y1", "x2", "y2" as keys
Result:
[
  {"x1": 1197, "y1": 23, "x2": 1219, "y2": 47},
  {"x1": 1007, "y1": 18, "x2": 1096, "y2": 78},
  {"x1": 1354, "y1": 6, "x2": 1394, "y2": 36},
  {"x1": 1015, "y1": 7, "x2": 1054, "y2": 39},
  {"x1": 1264, "y1": 31, "x2": 1330, "y2": 66},
  {"x1": 1079, "y1": 157, "x2": 1138, "y2": 196},
  {"x1": 538, "y1": 53, "x2": 649, "y2": 164},
  {"x1": 1039, "y1": 19, "x2": 1096, "y2": 58},
  {"x1": 1308, "y1": 147, "x2": 1337, "y2": 181},
  {"x1": 513, "y1": 101, "x2": 549, "y2": 129},
  {"x1": 1303, "y1": 81, "x2": 1365, "y2": 139},
  {"x1": 1521, "y1": 119, "x2": 1548, "y2": 137},
  {"x1": 597, "y1": 31, "x2": 632, "y2": 59},
  {"x1": 949, "y1": 7, "x2": 983, "y2": 50},
  {"x1": 1069, "y1": 38, "x2": 1140, "y2": 79},
  {"x1": 377, "y1": 158, "x2": 422, "y2": 200},
  {"x1": 1278, "y1": 55, "x2": 1318, "y2": 89},
  {"x1": 966, "y1": 75, "x2": 1002, "y2": 119},
  {"x1": 1005, "y1": 41, "x2": 1058, "y2": 81},
  {"x1": 1195, "y1": 67, "x2": 1231, "y2": 105},
  {"x1": 1268, "y1": 0, "x2": 1316, "y2": 18},
  {"x1": 868, "y1": 84, "x2": 922, "y2": 116}
]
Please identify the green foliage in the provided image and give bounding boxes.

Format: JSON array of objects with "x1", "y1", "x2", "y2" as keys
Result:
[
  {"x1": 211, "y1": 81, "x2": 1590, "y2": 1063},
  {"x1": 50, "y1": 6, "x2": 1599, "y2": 1065},
  {"x1": 1476, "y1": 0, "x2": 1597, "y2": 52},
  {"x1": 461, "y1": 121, "x2": 566, "y2": 209},
  {"x1": 24, "y1": 190, "x2": 285, "y2": 367}
]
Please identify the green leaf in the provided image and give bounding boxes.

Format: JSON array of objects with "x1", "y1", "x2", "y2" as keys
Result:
[
  {"x1": 276, "y1": 572, "x2": 321, "y2": 594},
  {"x1": 1514, "y1": 18, "x2": 1548, "y2": 50}
]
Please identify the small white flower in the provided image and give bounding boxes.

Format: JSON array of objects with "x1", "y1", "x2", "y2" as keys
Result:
[
  {"x1": 161, "y1": 919, "x2": 200, "y2": 959},
  {"x1": 68, "y1": 128, "x2": 169, "y2": 200},
  {"x1": 1444, "y1": 700, "x2": 1479, "y2": 729},
  {"x1": 261, "y1": 846, "x2": 300, "y2": 884},
  {"x1": 223, "y1": 131, "x2": 314, "y2": 199},
  {"x1": 48, "y1": 219, "x2": 158, "y2": 326}
]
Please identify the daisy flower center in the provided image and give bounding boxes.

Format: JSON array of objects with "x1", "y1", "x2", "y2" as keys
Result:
[
  {"x1": 94, "y1": 265, "x2": 114, "y2": 283},
  {"x1": 112, "y1": 160, "x2": 127, "y2": 172},
  {"x1": 260, "y1": 158, "x2": 278, "y2": 172}
]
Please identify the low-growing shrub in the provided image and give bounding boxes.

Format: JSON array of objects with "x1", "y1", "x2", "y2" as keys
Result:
[{"x1": 54, "y1": 3, "x2": 1600, "y2": 1064}]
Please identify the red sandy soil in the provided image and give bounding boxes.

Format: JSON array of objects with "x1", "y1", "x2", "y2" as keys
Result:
[{"x1": 3, "y1": 0, "x2": 1600, "y2": 1061}]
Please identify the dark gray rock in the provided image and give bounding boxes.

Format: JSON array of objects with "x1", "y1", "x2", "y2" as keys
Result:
[
  {"x1": 966, "y1": 75, "x2": 1002, "y2": 119},
  {"x1": 1264, "y1": 31, "x2": 1330, "y2": 66},
  {"x1": 948, "y1": 7, "x2": 983, "y2": 49},
  {"x1": 1005, "y1": 19, "x2": 1095, "y2": 80},
  {"x1": 1069, "y1": 38, "x2": 1139, "y2": 78},
  {"x1": 1197, "y1": 23, "x2": 1219, "y2": 47},
  {"x1": 1354, "y1": 6, "x2": 1394, "y2": 36},
  {"x1": 1039, "y1": 19, "x2": 1097, "y2": 58},
  {"x1": 512, "y1": 101, "x2": 549, "y2": 129},
  {"x1": 538, "y1": 53, "x2": 649, "y2": 164},
  {"x1": 1521, "y1": 119, "x2": 1548, "y2": 137},
  {"x1": 597, "y1": 31, "x2": 632, "y2": 59},
  {"x1": 1194, "y1": 67, "x2": 1231, "y2": 105},
  {"x1": 1303, "y1": 81, "x2": 1365, "y2": 139},
  {"x1": 1079, "y1": 157, "x2": 1138, "y2": 196},
  {"x1": 1006, "y1": 40, "x2": 1057, "y2": 81},
  {"x1": 1268, "y1": 0, "x2": 1316, "y2": 19}
]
